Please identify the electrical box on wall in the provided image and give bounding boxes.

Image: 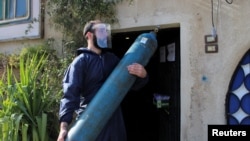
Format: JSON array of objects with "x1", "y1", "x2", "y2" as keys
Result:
[
  {"x1": 205, "y1": 44, "x2": 218, "y2": 53},
  {"x1": 204, "y1": 35, "x2": 218, "y2": 53},
  {"x1": 205, "y1": 35, "x2": 217, "y2": 43}
]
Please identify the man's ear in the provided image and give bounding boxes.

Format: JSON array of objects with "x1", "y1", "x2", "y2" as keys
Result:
[{"x1": 85, "y1": 32, "x2": 91, "y2": 40}]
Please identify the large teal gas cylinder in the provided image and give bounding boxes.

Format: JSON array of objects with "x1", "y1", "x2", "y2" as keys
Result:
[{"x1": 66, "y1": 30, "x2": 158, "y2": 141}]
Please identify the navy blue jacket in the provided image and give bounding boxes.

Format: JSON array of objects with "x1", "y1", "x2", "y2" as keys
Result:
[{"x1": 59, "y1": 48, "x2": 148, "y2": 141}]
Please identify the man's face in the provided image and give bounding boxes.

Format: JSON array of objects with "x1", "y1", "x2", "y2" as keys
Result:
[
  {"x1": 93, "y1": 24, "x2": 108, "y2": 39},
  {"x1": 92, "y1": 23, "x2": 111, "y2": 49}
]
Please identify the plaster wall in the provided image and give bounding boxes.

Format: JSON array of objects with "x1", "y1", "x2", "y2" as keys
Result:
[
  {"x1": 0, "y1": 0, "x2": 250, "y2": 141},
  {"x1": 0, "y1": 2, "x2": 63, "y2": 55}
]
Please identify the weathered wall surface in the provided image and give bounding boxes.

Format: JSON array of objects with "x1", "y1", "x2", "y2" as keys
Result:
[
  {"x1": 0, "y1": 0, "x2": 249, "y2": 141},
  {"x1": 0, "y1": 3, "x2": 63, "y2": 55}
]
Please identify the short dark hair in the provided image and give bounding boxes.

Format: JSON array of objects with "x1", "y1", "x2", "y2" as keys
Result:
[{"x1": 83, "y1": 20, "x2": 102, "y2": 38}]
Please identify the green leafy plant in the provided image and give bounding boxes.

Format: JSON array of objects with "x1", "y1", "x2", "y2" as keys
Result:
[{"x1": 0, "y1": 49, "x2": 62, "y2": 140}]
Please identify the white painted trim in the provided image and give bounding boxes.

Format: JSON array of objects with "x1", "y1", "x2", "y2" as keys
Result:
[{"x1": 0, "y1": 0, "x2": 42, "y2": 42}]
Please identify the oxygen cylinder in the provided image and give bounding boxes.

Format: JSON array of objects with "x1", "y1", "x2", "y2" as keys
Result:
[{"x1": 66, "y1": 29, "x2": 158, "y2": 141}]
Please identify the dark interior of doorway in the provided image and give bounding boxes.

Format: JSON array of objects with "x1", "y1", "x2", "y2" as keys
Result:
[{"x1": 111, "y1": 27, "x2": 180, "y2": 141}]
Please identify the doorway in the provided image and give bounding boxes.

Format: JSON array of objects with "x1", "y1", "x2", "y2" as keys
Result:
[{"x1": 112, "y1": 27, "x2": 180, "y2": 141}]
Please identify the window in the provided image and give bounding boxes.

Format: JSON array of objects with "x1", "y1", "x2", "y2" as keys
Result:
[
  {"x1": 0, "y1": 0, "x2": 30, "y2": 25},
  {"x1": 0, "y1": 0, "x2": 42, "y2": 42}
]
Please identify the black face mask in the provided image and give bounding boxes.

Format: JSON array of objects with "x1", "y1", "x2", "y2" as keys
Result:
[{"x1": 93, "y1": 33, "x2": 111, "y2": 50}]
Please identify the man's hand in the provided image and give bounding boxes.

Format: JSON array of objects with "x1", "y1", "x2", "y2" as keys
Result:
[
  {"x1": 127, "y1": 63, "x2": 147, "y2": 78},
  {"x1": 57, "y1": 122, "x2": 68, "y2": 141}
]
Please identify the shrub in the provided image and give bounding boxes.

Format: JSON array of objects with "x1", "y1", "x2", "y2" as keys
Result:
[{"x1": 0, "y1": 46, "x2": 63, "y2": 141}]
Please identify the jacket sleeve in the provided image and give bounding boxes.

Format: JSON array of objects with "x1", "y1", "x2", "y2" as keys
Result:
[
  {"x1": 59, "y1": 56, "x2": 85, "y2": 124},
  {"x1": 131, "y1": 74, "x2": 149, "y2": 91}
]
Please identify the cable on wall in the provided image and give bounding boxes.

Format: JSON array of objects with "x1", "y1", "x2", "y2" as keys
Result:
[
  {"x1": 225, "y1": 0, "x2": 233, "y2": 4},
  {"x1": 211, "y1": 0, "x2": 233, "y2": 37}
]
